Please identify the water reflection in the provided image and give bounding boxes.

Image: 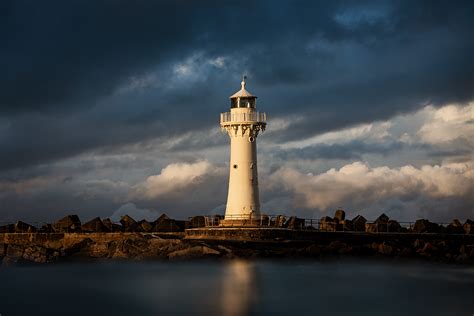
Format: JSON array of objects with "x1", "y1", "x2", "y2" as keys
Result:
[{"x1": 220, "y1": 260, "x2": 258, "y2": 316}]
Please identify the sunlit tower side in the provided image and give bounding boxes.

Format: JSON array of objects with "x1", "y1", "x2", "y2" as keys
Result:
[{"x1": 220, "y1": 77, "x2": 266, "y2": 220}]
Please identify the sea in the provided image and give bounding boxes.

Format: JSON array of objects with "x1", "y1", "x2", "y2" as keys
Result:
[{"x1": 0, "y1": 259, "x2": 473, "y2": 316}]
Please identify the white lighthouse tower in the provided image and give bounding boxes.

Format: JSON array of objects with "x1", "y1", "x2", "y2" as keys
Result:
[{"x1": 220, "y1": 77, "x2": 266, "y2": 220}]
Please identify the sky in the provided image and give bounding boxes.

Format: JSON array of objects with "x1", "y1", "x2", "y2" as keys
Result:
[{"x1": 0, "y1": 0, "x2": 473, "y2": 223}]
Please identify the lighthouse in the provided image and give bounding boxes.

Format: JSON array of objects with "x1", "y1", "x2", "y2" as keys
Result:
[{"x1": 220, "y1": 77, "x2": 266, "y2": 220}]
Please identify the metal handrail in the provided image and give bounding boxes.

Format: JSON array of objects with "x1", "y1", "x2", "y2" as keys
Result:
[
  {"x1": 220, "y1": 112, "x2": 266, "y2": 124},
  {"x1": 188, "y1": 215, "x2": 458, "y2": 234}
]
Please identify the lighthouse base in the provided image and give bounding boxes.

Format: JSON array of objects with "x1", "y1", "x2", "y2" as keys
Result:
[{"x1": 219, "y1": 216, "x2": 268, "y2": 227}]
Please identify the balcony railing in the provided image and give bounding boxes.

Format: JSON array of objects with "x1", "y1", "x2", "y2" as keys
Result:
[{"x1": 220, "y1": 112, "x2": 266, "y2": 124}]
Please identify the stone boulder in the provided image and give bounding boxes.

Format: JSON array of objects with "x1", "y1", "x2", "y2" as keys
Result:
[
  {"x1": 3, "y1": 244, "x2": 25, "y2": 266},
  {"x1": 82, "y1": 217, "x2": 110, "y2": 233},
  {"x1": 463, "y1": 219, "x2": 473, "y2": 235},
  {"x1": 152, "y1": 214, "x2": 183, "y2": 232},
  {"x1": 53, "y1": 215, "x2": 82, "y2": 233},
  {"x1": 376, "y1": 213, "x2": 389, "y2": 223},
  {"x1": 138, "y1": 219, "x2": 153, "y2": 232},
  {"x1": 286, "y1": 216, "x2": 305, "y2": 230},
  {"x1": 13, "y1": 221, "x2": 37, "y2": 233},
  {"x1": 446, "y1": 219, "x2": 464, "y2": 234},
  {"x1": 319, "y1": 216, "x2": 335, "y2": 231},
  {"x1": 0, "y1": 224, "x2": 14, "y2": 233},
  {"x1": 175, "y1": 220, "x2": 187, "y2": 231},
  {"x1": 39, "y1": 224, "x2": 54, "y2": 233},
  {"x1": 365, "y1": 223, "x2": 378, "y2": 233},
  {"x1": 102, "y1": 218, "x2": 122, "y2": 232},
  {"x1": 412, "y1": 219, "x2": 440, "y2": 233},
  {"x1": 387, "y1": 220, "x2": 402, "y2": 233},
  {"x1": 22, "y1": 246, "x2": 59, "y2": 264},
  {"x1": 378, "y1": 242, "x2": 394, "y2": 255},
  {"x1": 168, "y1": 245, "x2": 220, "y2": 260},
  {"x1": 120, "y1": 215, "x2": 142, "y2": 232},
  {"x1": 374, "y1": 213, "x2": 389, "y2": 232},
  {"x1": 333, "y1": 209, "x2": 346, "y2": 222},
  {"x1": 352, "y1": 215, "x2": 367, "y2": 232},
  {"x1": 341, "y1": 219, "x2": 353, "y2": 231},
  {"x1": 273, "y1": 215, "x2": 287, "y2": 228}
]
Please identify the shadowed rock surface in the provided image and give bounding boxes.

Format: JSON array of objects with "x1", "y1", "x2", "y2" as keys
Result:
[{"x1": 53, "y1": 215, "x2": 81, "y2": 233}]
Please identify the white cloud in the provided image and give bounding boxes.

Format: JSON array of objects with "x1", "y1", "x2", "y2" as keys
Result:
[
  {"x1": 418, "y1": 103, "x2": 473, "y2": 145},
  {"x1": 269, "y1": 161, "x2": 473, "y2": 212},
  {"x1": 134, "y1": 160, "x2": 223, "y2": 199},
  {"x1": 172, "y1": 53, "x2": 229, "y2": 80}
]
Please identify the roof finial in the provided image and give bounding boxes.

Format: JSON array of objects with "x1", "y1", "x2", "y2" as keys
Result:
[{"x1": 241, "y1": 75, "x2": 247, "y2": 90}]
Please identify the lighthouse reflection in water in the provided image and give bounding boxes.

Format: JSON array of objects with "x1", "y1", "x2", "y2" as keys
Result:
[{"x1": 221, "y1": 260, "x2": 258, "y2": 316}]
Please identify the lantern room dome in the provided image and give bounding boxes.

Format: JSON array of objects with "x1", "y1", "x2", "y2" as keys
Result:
[{"x1": 229, "y1": 77, "x2": 257, "y2": 109}]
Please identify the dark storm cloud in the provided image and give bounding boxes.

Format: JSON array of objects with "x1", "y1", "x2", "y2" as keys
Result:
[
  {"x1": 0, "y1": 0, "x2": 473, "y2": 170},
  {"x1": 275, "y1": 140, "x2": 404, "y2": 160}
]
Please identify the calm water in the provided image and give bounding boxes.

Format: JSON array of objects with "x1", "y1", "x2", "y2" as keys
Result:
[{"x1": 0, "y1": 260, "x2": 473, "y2": 316}]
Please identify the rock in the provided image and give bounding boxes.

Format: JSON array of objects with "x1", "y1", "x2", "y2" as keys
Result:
[
  {"x1": 387, "y1": 220, "x2": 402, "y2": 233},
  {"x1": 286, "y1": 216, "x2": 305, "y2": 229},
  {"x1": 412, "y1": 219, "x2": 440, "y2": 233},
  {"x1": 365, "y1": 223, "x2": 377, "y2": 233},
  {"x1": 463, "y1": 219, "x2": 474, "y2": 234},
  {"x1": 63, "y1": 238, "x2": 94, "y2": 256},
  {"x1": 421, "y1": 242, "x2": 438, "y2": 255},
  {"x1": 333, "y1": 209, "x2": 346, "y2": 222},
  {"x1": 120, "y1": 215, "x2": 142, "y2": 232},
  {"x1": 376, "y1": 213, "x2": 389, "y2": 223},
  {"x1": 152, "y1": 214, "x2": 183, "y2": 232},
  {"x1": 274, "y1": 215, "x2": 287, "y2": 228},
  {"x1": 14, "y1": 221, "x2": 37, "y2": 233},
  {"x1": 22, "y1": 246, "x2": 51, "y2": 263},
  {"x1": 168, "y1": 245, "x2": 220, "y2": 260},
  {"x1": 0, "y1": 224, "x2": 14, "y2": 233},
  {"x1": 6, "y1": 244, "x2": 25, "y2": 259},
  {"x1": 304, "y1": 244, "x2": 321, "y2": 256},
  {"x1": 399, "y1": 247, "x2": 413, "y2": 257},
  {"x1": 102, "y1": 218, "x2": 122, "y2": 232},
  {"x1": 328, "y1": 241, "x2": 347, "y2": 253},
  {"x1": 39, "y1": 224, "x2": 54, "y2": 233},
  {"x1": 82, "y1": 217, "x2": 110, "y2": 232},
  {"x1": 352, "y1": 215, "x2": 367, "y2": 232},
  {"x1": 446, "y1": 219, "x2": 464, "y2": 234},
  {"x1": 455, "y1": 253, "x2": 469, "y2": 263},
  {"x1": 175, "y1": 220, "x2": 187, "y2": 231},
  {"x1": 138, "y1": 219, "x2": 153, "y2": 232},
  {"x1": 413, "y1": 239, "x2": 424, "y2": 249},
  {"x1": 0, "y1": 243, "x2": 5, "y2": 257},
  {"x1": 53, "y1": 215, "x2": 82, "y2": 233},
  {"x1": 341, "y1": 219, "x2": 353, "y2": 231},
  {"x1": 374, "y1": 213, "x2": 389, "y2": 232},
  {"x1": 378, "y1": 242, "x2": 393, "y2": 255},
  {"x1": 319, "y1": 216, "x2": 335, "y2": 231}
]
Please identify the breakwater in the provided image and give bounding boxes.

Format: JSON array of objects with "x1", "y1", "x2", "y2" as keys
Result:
[
  {"x1": 1, "y1": 211, "x2": 473, "y2": 265},
  {"x1": 1, "y1": 230, "x2": 473, "y2": 265}
]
